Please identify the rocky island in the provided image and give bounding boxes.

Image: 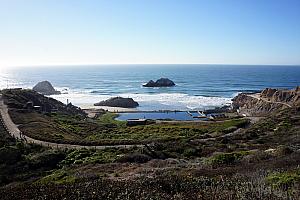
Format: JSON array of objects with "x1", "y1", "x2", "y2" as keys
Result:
[
  {"x1": 94, "y1": 97, "x2": 139, "y2": 108},
  {"x1": 32, "y1": 81, "x2": 61, "y2": 95},
  {"x1": 143, "y1": 78, "x2": 175, "y2": 87}
]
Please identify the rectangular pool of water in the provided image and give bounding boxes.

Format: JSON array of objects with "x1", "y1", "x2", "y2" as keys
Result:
[{"x1": 116, "y1": 111, "x2": 208, "y2": 121}]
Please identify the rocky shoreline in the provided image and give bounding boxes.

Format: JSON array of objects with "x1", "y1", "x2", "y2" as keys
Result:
[
  {"x1": 232, "y1": 86, "x2": 300, "y2": 116},
  {"x1": 29, "y1": 82, "x2": 300, "y2": 118}
]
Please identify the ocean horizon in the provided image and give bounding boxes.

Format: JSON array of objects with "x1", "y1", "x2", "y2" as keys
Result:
[{"x1": 1, "y1": 64, "x2": 300, "y2": 111}]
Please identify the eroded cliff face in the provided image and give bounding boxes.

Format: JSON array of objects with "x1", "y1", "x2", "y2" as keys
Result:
[
  {"x1": 261, "y1": 87, "x2": 300, "y2": 104},
  {"x1": 232, "y1": 94, "x2": 284, "y2": 116},
  {"x1": 232, "y1": 86, "x2": 300, "y2": 116}
]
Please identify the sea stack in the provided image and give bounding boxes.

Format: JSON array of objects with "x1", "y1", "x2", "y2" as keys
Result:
[
  {"x1": 94, "y1": 97, "x2": 139, "y2": 108},
  {"x1": 143, "y1": 78, "x2": 175, "y2": 87},
  {"x1": 33, "y1": 81, "x2": 61, "y2": 95}
]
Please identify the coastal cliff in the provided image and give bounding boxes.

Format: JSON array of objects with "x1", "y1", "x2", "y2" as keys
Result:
[
  {"x1": 232, "y1": 86, "x2": 300, "y2": 116},
  {"x1": 260, "y1": 86, "x2": 300, "y2": 104}
]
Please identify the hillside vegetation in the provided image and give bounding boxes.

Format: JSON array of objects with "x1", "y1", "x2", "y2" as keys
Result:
[{"x1": 0, "y1": 89, "x2": 299, "y2": 199}]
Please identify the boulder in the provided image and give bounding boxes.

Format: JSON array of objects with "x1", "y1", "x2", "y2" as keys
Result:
[
  {"x1": 94, "y1": 97, "x2": 139, "y2": 108},
  {"x1": 143, "y1": 78, "x2": 175, "y2": 87},
  {"x1": 33, "y1": 81, "x2": 61, "y2": 95}
]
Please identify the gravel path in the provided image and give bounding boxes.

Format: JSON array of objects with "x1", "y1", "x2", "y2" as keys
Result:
[
  {"x1": 247, "y1": 93, "x2": 292, "y2": 108},
  {"x1": 0, "y1": 94, "x2": 143, "y2": 150}
]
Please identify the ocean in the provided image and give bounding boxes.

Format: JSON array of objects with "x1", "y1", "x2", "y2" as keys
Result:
[{"x1": 1, "y1": 65, "x2": 300, "y2": 111}]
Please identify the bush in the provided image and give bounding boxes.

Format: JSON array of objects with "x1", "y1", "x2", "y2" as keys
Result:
[
  {"x1": 273, "y1": 145, "x2": 294, "y2": 157},
  {"x1": 38, "y1": 169, "x2": 76, "y2": 184},
  {"x1": 0, "y1": 146, "x2": 22, "y2": 164},
  {"x1": 60, "y1": 149, "x2": 92, "y2": 165},
  {"x1": 241, "y1": 150, "x2": 271, "y2": 163},
  {"x1": 183, "y1": 148, "x2": 198, "y2": 157},
  {"x1": 116, "y1": 153, "x2": 152, "y2": 163},
  {"x1": 209, "y1": 151, "x2": 250, "y2": 165},
  {"x1": 60, "y1": 148, "x2": 127, "y2": 165},
  {"x1": 222, "y1": 126, "x2": 238, "y2": 134},
  {"x1": 267, "y1": 170, "x2": 300, "y2": 189},
  {"x1": 26, "y1": 150, "x2": 65, "y2": 169}
]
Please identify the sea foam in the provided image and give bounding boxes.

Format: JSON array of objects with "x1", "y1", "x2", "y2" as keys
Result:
[{"x1": 51, "y1": 89, "x2": 232, "y2": 111}]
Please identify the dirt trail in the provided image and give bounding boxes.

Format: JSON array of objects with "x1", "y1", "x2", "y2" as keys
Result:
[
  {"x1": 0, "y1": 94, "x2": 143, "y2": 150},
  {"x1": 247, "y1": 93, "x2": 292, "y2": 108}
]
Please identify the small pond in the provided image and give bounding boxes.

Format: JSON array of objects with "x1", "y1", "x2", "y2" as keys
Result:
[{"x1": 116, "y1": 111, "x2": 209, "y2": 121}]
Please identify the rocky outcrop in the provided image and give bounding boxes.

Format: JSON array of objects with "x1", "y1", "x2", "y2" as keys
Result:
[
  {"x1": 94, "y1": 97, "x2": 139, "y2": 108},
  {"x1": 2, "y1": 89, "x2": 86, "y2": 116},
  {"x1": 232, "y1": 94, "x2": 284, "y2": 116},
  {"x1": 33, "y1": 81, "x2": 61, "y2": 95},
  {"x1": 143, "y1": 78, "x2": 175, "y2": 87},
  {"x1": 260, "y1": 87, "x2": 300, "y2": 104},
  {"x1": 232, "y1": 86, "x2": 300, "y2": 116},
  {"x1": 260, "y1": 88, "x2": 277, "y2": 98}
]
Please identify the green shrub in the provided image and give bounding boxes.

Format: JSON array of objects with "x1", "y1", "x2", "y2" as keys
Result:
[
  {"x1": 222, "y1": 126, "x2": 238, "y2": 134},
  {"x1": 60, "y1": 148, "x2": 126, "y2": 165},
  {"x1": 209, "y1": 151, "x2": 250, "y2": 165},
  {"x1": 38, "y1": 169, "x2": 76, "y2": 184},
  {"x1": 267, "y1": 170, "x2": 300, "y2": 189},
  {"x1": 26, "y1": 150, "x2": 65, "y2": 168},
  {"x1": 183, "y1": 148, "x2": 198, "y2": 157}
]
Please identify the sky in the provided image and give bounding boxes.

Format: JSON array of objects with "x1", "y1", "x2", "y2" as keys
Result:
[{"x1": 0, "y1": 0, "x2": 300, "y2": 69}]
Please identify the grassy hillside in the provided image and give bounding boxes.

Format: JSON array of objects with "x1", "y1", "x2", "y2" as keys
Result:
[
  {"x1": 0, "y1": 89, "x2": 299, "y2": 199},
  {"x1": 5, "y1": 94, "x2": 249, "y2": 145}
]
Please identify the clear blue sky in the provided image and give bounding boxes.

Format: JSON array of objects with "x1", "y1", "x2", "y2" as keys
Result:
[{"x1": 0, "y1": 0, "x2": 300, "y2": 68}]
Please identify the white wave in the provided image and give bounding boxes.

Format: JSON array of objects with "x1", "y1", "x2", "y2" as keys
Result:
[
  {"x1": 231, "y1": 92, "x2": 242, "y2": 98},
  {"x1": 0, "y1": 77, "x2": 232, "y2": 111},
  {"x1": 50, "y1": 91, "x2": 232, "y2": 111}
]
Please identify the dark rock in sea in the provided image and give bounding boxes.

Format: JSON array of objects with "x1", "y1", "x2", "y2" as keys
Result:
[
  {"x1": 33, "y1": 81, "x2": 61, "y2": 95},
  {"x1": 94, "y1": 97, "x2": 139, "y2": 108},
  {"x1": 143, "y1": 78, "x2": 175, "y2": 87}
]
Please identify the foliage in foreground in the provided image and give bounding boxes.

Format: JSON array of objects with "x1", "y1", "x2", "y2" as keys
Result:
[{"x1": 1, "y1": 172, "x2": 299, "y2": 200}]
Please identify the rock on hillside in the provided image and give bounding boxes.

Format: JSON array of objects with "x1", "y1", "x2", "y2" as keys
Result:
[
  {"x1": 94, "y1": 97, "x2": 139, "y2": 108},
  {"x1": 232, "y1": 86, "x2": 300, "y2": 116},
  {"x1": 33, "y1": 81, "x2": 61, "y2": 95},
  {"x1": 143, "y1": 78, "x2": 175, "y2": 87}
]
